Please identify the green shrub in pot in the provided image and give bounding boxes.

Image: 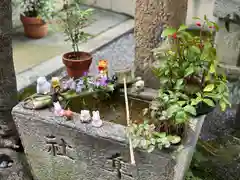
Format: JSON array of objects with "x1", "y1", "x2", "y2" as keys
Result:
[
  {"x1": 128, "y1": 16, "x2": 231, "y2": 153},
  {"x1": 14, "y1": 0, "x2": 57, "y2": 38}
]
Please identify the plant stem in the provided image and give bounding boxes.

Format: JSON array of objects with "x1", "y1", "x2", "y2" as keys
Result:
[
  {"x1": 201, "y1": 69, "x2": 206, "y2": 90},
  {"x1": 199, "y1": 22, "x2": 206, "y2": 90}
]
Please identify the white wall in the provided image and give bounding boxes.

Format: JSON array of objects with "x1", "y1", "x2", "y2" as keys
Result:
[
  {"x1": 12, "y1": 0, "x2": 215, "y2": 29},
  {"x1": 84, "y1": 0, "x2": 135, "y2": 17},
  {"x1": 84, "y1": 0, "x2": 215, "y2": 22}
]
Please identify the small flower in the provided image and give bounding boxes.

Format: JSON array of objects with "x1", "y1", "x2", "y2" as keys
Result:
[
  {"x1": 94, "y1": 81, "x2": 100, "y2": 87},
  {"x1": 209, "y1": 26, "x2": 215, "y2": 29},
  {"x1": 76, "y1": 84, "x2": 82, "y2": 93},
  {"x1": 83, "y1": 71, "x2": 88, "y2": 76},
  {"x1": 198, "y1": 44, "x2": 204, "y2": 49},
  {"x1": 87, "y1": 77, "x2": 95, "y2": 85},
  {"x1": 69, "y1": 81, "x2": 76, "y2": 90},
  {"x1": 62, "y1": 81, "x2": 69, "y2": 90},
  {"x1": 98, "y1": 66, "x2": 104, "y2": 72},
  {"x1": 172, "y1": 32, "x2": 177, "y2": 39},
  {"x1": 99, "y1": 76, "x2": 108, "y2": 86},
  {"x1": 196, "y1": 22, "x2": 201, "y2": 27}
]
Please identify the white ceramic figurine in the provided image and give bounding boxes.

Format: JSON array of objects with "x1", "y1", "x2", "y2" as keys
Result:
[
  {"x1": 133, "y1": 77, "x2": 145, "y2": 93},
  {"x1": 36, "y1": 76, "x2": 51, "y2": 95},
  {"x1": 80, "y1": 110, "x2": 91, "y2": 123},
  {"x1": 91, "y1": 111, "x2": 103, "y2": 128}
]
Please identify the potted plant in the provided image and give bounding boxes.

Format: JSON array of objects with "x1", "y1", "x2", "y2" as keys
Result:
[
  {"x1": 57, "y1": 0, "x2": 94, "y2": 79},
  {"x1": 17, "y1": 0, "x2": 56, "y2": 38},
  {"x1": 128, "y1": 16, "x2": 231, "y2": 153}
]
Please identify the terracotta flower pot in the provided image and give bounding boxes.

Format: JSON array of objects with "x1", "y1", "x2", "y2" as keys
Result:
[
  {"x1": 20, "y1": 15, "x2": 48, "y2": 39},
  {"x1": 62, "y1": 51, "x2": 92, "y2": 79}
]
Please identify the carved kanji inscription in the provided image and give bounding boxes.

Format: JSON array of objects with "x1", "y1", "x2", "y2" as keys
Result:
[{"x1": 44, "y1": 135, "x2": 75, "y2": 160}]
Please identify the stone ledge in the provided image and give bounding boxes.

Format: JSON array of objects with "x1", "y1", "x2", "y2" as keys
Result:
[
  {"x1": 126, "y1": 88, "x2": 158, "y2": 101},
  {"x1": 16, "y1": 19, "x2": 134, "y2": 92},
  {"x1": 84, "y1": 0, "x2": 135, "y2": 17},
  {"x1": 218, "y1": 64, "x2": 240, "y2": 80}
]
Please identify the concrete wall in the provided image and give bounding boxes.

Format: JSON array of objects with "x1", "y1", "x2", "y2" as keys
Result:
[
  {"x1": 84, "y1": 0, "x2": 135, "y2": 17},
  {"x1": 12, "y1": 0, "x2": 215, "y2": 29},
  {"x1": 84, "y1": 0, "x2": 215, "y2": 23}
]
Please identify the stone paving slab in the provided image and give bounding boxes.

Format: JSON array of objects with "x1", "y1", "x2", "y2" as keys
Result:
[
  {"x1": 13, "y1": 5, "x2": 130, "y2": 74},
  {"x1": 16, "y1": 20, "x2": 134, "y2": 92},
  {"x1": 13, "y1": 0, "x2": 215, "y2": 74}
]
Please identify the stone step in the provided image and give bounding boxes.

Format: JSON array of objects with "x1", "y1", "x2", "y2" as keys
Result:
[
  {"x1": 13, "y1": 5, "x2": 131, "y2": 74},
  {"x1": 16, "y1": 19, "x2": 134, "y2": 92}
]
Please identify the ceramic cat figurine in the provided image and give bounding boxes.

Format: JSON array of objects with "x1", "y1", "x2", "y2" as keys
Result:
[
  {"x1": 132, "y1": 77, "x2": 145, "y2": 93},
  {"x1": 36, "y1": 77, "x2": 51, "y2": 95},
  {"x1": 92, "y1": 111, "x2": 102, "y2": 127},
  {"x1": 80, "y1": 110, "x2": 91, "y2": 123}
]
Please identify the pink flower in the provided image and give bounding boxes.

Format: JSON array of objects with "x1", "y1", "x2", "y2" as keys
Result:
[
  {"x1": 172, "y1": 32, "x2": 177, "y2": 39},
  {"x1": 196, "y1": 22, "x2": 201, "y2": 27}
]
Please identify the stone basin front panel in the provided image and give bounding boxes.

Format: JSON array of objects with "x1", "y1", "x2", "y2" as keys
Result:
[{"x1": 12, "y1": 105, "x2": 176, "y2": 180}]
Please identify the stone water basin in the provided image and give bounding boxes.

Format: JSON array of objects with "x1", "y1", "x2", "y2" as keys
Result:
[
  {"x1": 12, "y1": 85, "x2": 205, "y2": 180},
  {"x1": 67, "y1": 90, "x2": 148, "y2": 126}
]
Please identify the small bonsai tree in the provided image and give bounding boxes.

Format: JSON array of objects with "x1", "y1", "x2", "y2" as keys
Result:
[
  {"x1": 57, "y1": 0, "x2": 94, "y2": 54},
  {"x1": 128, "y1": 16, "x2": 231, "y2": 153}
]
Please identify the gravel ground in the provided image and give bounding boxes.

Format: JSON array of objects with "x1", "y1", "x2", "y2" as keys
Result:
[{"x1": 88, "y1": 33, "x2": 135, "y2": 77}]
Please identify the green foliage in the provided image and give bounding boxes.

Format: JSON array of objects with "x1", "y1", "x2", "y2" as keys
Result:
[
  {"x1": 15, "y1": 0, "x2": 57, "y2": 21},
  {"x1": 185, "y1": 171, "x2": 203, "y2": 180},
  {"x1": 56, "y1": 0, "x2": 94, "y2": 53},
  {"x1": 128, "y1": 121, "x2": 181, "y2": 153},
  {"x1": 153, "y1": 16, "x2": 230, "y2": 116},
  {"x1": 128, "y1": 16, "x2": 231, "y2": 154}
]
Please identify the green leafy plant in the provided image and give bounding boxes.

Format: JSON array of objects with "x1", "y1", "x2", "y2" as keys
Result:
[
  {"x1": 128, "y1": 16, "x2": 231, "y2": 153},
  {"x1": 128, "y1": 121, "x2": 181, "y2": 153},
  {"x1": 154, "y1": 15, "x2": 230, "y2": 113},
  {"x1": 14, "y1": 0, "x2": 57, "y2": 21},
  {"x1": 57, "y1": 0, "x2": 94, "y2": 53}
]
